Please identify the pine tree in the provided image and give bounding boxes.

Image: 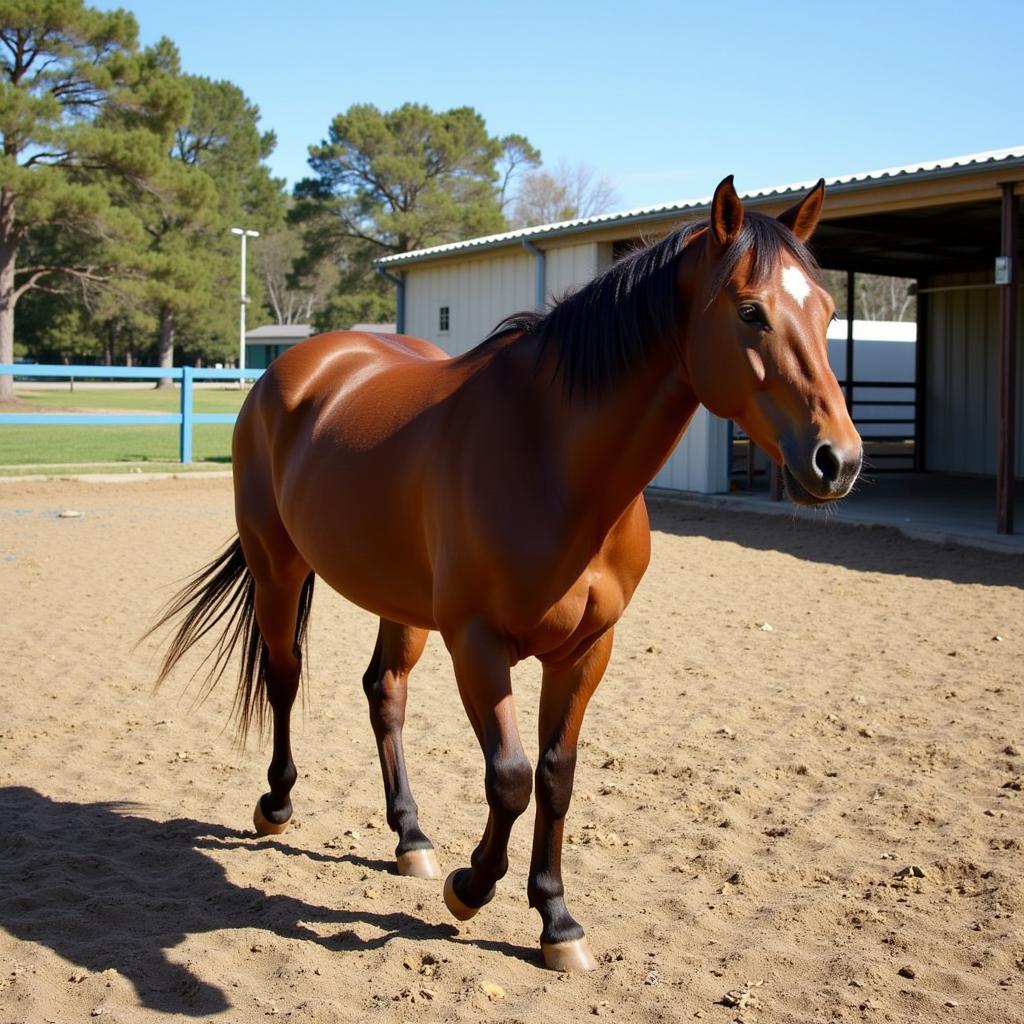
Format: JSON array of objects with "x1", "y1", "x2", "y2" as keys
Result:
[
  {"x1": 292, "y1": 103, "x2": 537, "y2": 328},
  {"x1": 0, "y1": 1, "x2": 188, "y2": 400}
]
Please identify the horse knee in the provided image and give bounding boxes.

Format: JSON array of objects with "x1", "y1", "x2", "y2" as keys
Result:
[
  {"x1": 536, "y1": 746, "x2": 577, "y2": 819},
  {"x1": 485, "y1": 752, "x2": 533, "y2": 818}
]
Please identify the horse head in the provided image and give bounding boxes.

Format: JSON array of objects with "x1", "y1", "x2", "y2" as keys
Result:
[{"x1": 683, "y1": 176, "x2": 862, "y2": 505}]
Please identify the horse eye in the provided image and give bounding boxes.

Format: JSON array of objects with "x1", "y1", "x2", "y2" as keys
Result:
[{"x1": 737, "y1": 304, "x2": 766, "y2": 327}]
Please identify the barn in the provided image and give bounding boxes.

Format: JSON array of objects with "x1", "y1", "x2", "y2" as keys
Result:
[{"x1": 375, "y1": 148, "x2": 1023, "y2": 537}]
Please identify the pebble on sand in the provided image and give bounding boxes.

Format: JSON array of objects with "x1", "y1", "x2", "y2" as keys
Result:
[
  {"x1": 478, "y1": 980, "x2": 505, "y2": 1001},
  {"x1": 58, "y1": 509, "x2": 82, "y2": 518},
  {"x1": 894, "y1": 865, "x2": 927, "y2": 880}
]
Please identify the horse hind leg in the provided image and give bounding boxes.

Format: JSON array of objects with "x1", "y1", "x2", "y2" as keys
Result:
[
  {"x1": 243, "y1": 536, "x2": 314, "y2": 837},
  {"x1": 363, "y1": 620, "x2": 440, "y2": 878}
]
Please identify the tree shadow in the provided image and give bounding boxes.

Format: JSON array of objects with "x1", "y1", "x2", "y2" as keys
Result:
[
  {"x1": 0, "y1": 787, "x2": 458, "y2": 1016},
  {"x1": 645, "y1": 494, "x2": 1024, "y2": 588}
]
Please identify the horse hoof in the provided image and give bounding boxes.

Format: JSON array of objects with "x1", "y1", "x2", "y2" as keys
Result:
[
  {"x1": 542, "y1": 938, "x2": 598, "y2": 972},
  {"x1": 397, "y1": 848, "x2": 441, "y2": 879},
  {"x1": 252, "y1": 800, "x2": 290, "y2": 836},
  {"x1": 443, "y1": 870, "x2": 480, "y2": 921}
]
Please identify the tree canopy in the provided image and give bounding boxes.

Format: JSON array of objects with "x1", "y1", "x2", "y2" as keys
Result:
[
  {"x1": 292, "y1": 102, "x2": 541, "y2": 329},
  {"x1": 1, "y1": 7, "x2": 619, "y2": 374},
  {"x1": 0, "y1": 0, "x2": 189, "y2": 396}
]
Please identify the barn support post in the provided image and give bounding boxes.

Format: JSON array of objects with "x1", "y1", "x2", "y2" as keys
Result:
[
  {"x1": 521, "y1": 239, "x2": 546, "y2": 309},
  {"x1": 844, "y1": 271, "x2": 855, "y2": 411},
  {"x1": 996, "y1": 182, "x2": 1019, "y2": 534},
  {"x1": 914, "y1": 278, "x2": 928, "y2": 472},
  {"x1": 376, "y1": 266, "x2": 406, "y2": 334}
]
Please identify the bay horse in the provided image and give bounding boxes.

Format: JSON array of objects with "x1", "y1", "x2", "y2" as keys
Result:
[{"x1": 152, "y1": 177, "x2": 861, "y2": 971}]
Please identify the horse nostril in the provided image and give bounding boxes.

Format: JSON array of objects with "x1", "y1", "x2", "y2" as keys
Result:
[{"x1": 813, "y1": 442, "x2": 842, "y2": 484}]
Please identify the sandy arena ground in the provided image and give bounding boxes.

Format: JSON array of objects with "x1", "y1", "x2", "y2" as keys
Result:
[{"x1": 1, "y1": 476, "x2": 1022, "y2": 1024}]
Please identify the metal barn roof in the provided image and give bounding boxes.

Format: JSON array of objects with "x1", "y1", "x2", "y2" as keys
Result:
[
  {"x1": 245, "y1": 324, "x2": 314, "y2": 340},
  {"x1": 376, "y1": 146, "x2": 1024, "y2": 270}
]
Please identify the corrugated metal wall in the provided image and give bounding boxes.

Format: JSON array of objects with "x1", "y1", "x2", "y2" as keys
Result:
[
  {"x1": 925, "y1": 272, "x2": 1024, "y2": 476},
  {"x1": 649, "y1": 407, "x2": 730, "y2": 493},
  {"x1": 403, "y1": 242, "x2": 609, "y2": 356},
  {"x1": 404, "y1": 252, "x2": 534, "y2": 356},
  {"x1": 545, "y1": 243, "x2": 612, "y2": 301}
]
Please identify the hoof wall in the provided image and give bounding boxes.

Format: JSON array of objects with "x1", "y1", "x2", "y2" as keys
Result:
[
  {"x1": 443, "y1": 870, "x2": 480, "y2": 921},
  {"x1": 252, "y1": 801, "x2": 290, "y2": 836},
  {"x1": 397, "y1": 848, "x2": 441, "y2": 879},
  {"x1": 542, "y1": 938, "x2": 598, "y2": 972}
]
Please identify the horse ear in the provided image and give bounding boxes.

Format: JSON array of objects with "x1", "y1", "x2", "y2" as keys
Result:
[
  {"x1": 777, "y1": 179, "x2": 825, "y2": 241},
  {"x1": 709, "y1": 175, "x2": 744, "y2": 248}
]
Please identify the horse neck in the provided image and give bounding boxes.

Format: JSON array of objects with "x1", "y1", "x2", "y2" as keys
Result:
[{"x1": 541, "y1": 333, "x2": 700, "y2": 533}]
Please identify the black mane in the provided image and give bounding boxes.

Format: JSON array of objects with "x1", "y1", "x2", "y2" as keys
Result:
[{"x1": 487, "y1": 212, "x2": 820, "y2": 399}]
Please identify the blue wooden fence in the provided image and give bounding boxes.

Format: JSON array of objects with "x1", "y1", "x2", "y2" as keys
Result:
[{"x1": 0, "y1": 363, "x2": 262, "y2": 464}]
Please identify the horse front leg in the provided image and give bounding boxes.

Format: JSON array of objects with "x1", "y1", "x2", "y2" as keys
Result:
[
  {"x1": 362, "y1": 619, "x2": 439, "y2": 878},
  {"x1": 529, "y1": 628, "x2": 614, "y2": 971},
  {"x1": 442, "y1": 620, "x2": 533, "y2": 920}
]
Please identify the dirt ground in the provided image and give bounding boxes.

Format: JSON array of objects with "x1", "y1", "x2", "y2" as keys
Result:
[{"x1": 1, "y1": 476, "x2": 1022, "y2": 1024}]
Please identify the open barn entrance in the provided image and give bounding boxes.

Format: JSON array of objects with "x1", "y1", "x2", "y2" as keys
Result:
[{"x1": 730, "y1": 272, "x2": 919, "y2": 491}]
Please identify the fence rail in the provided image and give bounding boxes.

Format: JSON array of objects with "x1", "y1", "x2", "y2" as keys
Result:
[{"x1": 0, "y1": 364, "x2": 262, "y2": 463}]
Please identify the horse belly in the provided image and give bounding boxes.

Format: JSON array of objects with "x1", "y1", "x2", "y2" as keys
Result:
[{"x1": 278, "y1": 453, "x2": 438, "y2": 630}]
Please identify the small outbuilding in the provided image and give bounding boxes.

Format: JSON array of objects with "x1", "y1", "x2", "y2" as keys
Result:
[
  {"x1": 377, "y1": 147, "x2": 1023, "y2": 536},
  {"x1": 244, "y1": 324, "x2": 314, "y2": 369}
]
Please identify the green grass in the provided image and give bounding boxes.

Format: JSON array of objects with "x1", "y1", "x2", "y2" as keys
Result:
[
  {"x1": 0, "y1": 424, "x2": 236, "y2": 466},
  {"x1": 0, "y1": 386, "x2": 245, "y2": 467},
  {"x1": 14, "y1": 386, "x2": 246, "y2": 414}
]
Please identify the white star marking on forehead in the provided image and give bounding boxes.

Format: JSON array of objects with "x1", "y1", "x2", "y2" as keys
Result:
[{"x1": 781, "y1": 265, "x2": 812, "y2": 307}]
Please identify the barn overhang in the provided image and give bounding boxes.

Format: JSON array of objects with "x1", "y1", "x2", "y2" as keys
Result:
[{"x1": 376, "y1": 148, "x2": 1023, "y2": 535}]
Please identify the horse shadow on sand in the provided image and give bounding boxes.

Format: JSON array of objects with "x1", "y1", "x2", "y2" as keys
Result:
[{"x1": 0, "y1": 787, "x2": 527, "y2": 1016}]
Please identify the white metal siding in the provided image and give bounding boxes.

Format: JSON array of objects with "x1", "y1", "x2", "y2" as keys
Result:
[
  {"x1": 649, "y1": 407, "x2": 730, "y2": 493},
  {"x1": 404, "y1": 253, "x2": 534, "y2": 355},
  {"x1": 403, "y1": 243, "x2": 608, "y2": 357},
  {"x1": 925, "y1": 272, "x2": 1024, "y2": 476},
  {"x1": 545, "y1": 243, "x2": 602, "y2": 302}
]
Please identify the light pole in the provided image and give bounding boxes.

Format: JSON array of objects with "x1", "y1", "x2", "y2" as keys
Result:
[{"x1": 231, "y1": 227, "x2": 260, "y2": 374}]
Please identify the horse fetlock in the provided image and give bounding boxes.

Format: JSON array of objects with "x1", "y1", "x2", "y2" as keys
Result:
[
  {"x1": 268, "y1": 759, "x2": 297, "y2": 792},
  {"x1": 388, "y1": 802, "x2": 423, "y2": 840},
  {"x1": 444, "y1": 868, "x2": 496, "y2": 920},
  {"x1": 528, "y1": 866, "x2": 566, "y2": 909}
]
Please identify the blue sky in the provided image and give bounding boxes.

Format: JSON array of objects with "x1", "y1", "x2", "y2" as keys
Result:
[{"x1": 100, "y1": 0, "x2": 1023, "y2": 211}]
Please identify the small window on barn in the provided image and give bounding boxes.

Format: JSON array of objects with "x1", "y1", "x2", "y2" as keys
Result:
[{"x1": 439, "y1": 305, "x2": 450, "y2": 333}]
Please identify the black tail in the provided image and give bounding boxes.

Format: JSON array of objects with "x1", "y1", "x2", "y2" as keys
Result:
[{"x1": 145, "y1": 538, "x2": 315, "y2": 742}]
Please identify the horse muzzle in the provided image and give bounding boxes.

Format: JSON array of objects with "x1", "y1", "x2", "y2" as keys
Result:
[{"x1": 782, "y1": 440, "x2": 862, "y2": 505}]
